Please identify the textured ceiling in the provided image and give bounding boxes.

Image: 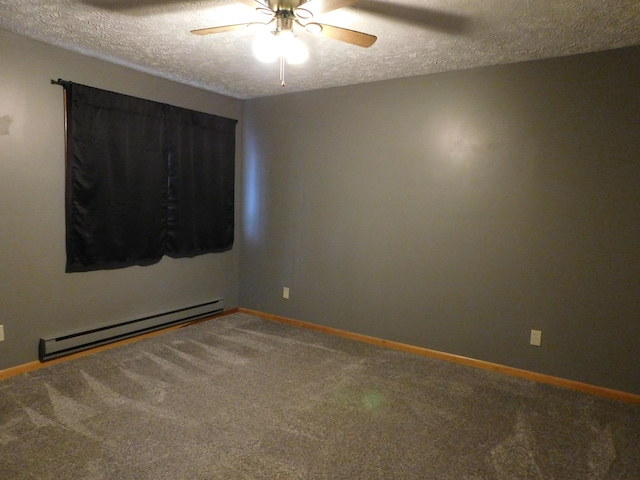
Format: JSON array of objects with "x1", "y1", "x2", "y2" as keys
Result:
[{"x1": 1, "y1": 0, "x2": 639, "y2": 99}]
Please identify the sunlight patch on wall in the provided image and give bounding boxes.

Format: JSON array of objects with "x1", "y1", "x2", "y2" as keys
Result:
[{"x1": 242, "y1": 129, "x2": 263, "y2": 244}]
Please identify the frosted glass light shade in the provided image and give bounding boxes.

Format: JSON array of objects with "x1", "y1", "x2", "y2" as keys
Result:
[
  {"x1": 252, "y1": 29, "x2": 308, "y2": 64},
  {"x1": 284, "y1": 33, "x2": 308, "y2": 64},
  {"x1": 253, "y1": 32, "x2": 280, "y2": 63}
]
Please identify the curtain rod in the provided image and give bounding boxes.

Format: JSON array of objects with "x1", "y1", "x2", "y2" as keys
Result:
[{"x1": 51, "y1": 78, "x2": 71, "y2": 87}]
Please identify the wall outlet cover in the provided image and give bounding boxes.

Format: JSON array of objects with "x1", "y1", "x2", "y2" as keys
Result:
[{"x1": 530, "y1": 329, "x2": 542, "y2": 346}]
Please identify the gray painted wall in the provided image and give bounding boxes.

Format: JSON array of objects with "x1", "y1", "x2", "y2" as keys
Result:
[
  {"x1": 241, "y1": 47, "x2": 640, "y2": 394},
  {"x1": 2, "y1": 26, "x2": 638, "y2": 395},
  {"x1": 0, "y1": 30, "x2": 242, "y2": 370}
]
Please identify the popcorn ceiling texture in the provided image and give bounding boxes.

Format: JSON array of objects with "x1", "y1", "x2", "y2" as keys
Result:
[{"x1": 0, "y1": 0, "x2": 639, "y2": 99}]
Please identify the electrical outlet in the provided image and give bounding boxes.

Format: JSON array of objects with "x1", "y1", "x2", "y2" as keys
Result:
[
  {"x1": 530, "y1": 329, "x2": 542, "y2": 347},
  {"x1": 0, "y1": 325, "x2": 4, "y2": 342},
  {"x1": 283, "y1": 287, "x2": 290, "y2": 299}
]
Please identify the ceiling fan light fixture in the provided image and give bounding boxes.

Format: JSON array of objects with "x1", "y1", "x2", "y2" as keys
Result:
[
  {"x1": 256, "y1": 7, "x2": 274, "y2": 17},
  {"x1": 294, "y1": 7, "x2": 313, "y2": 20},
  {"x1": 191, "y1": 0, "x2": 377, "y2": 85},
  {"x1": 279, "y1": 29, "x2": 309, "y2": 64},
  {"x1": 304, "y1": 22, "x2": 323, "y2": 34},
  {"x1": 252, "y1": 32, "x2": 280, "y2": 63},
  {"x1": 253, "y1": 28, "x2": 308, "y2": 64}
]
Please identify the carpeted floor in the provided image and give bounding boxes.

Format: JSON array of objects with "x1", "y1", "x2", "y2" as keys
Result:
[{"x1": 1, "y1": 312, "x2": 639, "y2": 479}]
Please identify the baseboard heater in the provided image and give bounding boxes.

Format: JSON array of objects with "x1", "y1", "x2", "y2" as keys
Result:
[{"x1": 39, "y1": 298, "x2": 224, "y2": 362}]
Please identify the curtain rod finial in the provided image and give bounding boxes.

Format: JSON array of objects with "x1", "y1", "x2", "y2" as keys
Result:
[{"x1": 51, "y1": 79, "x2": 70, "y2": 87}]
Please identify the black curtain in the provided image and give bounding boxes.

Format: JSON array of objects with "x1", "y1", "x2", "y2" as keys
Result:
[
  {"x1": 165, "y1": 105, "x2": 236, "y2": 258},
  {"x1": 65, "y1": 83, "x2": 236, "y2": 272}
]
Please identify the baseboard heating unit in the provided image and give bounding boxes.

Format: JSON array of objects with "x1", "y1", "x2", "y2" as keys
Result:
[{"x1": 39, "y1": 298, "x2": 224, "y2": 362}]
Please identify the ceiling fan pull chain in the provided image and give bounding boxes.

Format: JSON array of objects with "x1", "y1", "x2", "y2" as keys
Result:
[{"x1": 280, "y1": 55, "x2": 286, "y2": 87}]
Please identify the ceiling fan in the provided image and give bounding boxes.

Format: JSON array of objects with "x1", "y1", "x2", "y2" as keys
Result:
[{"x1": 191, "y1": 0, "x2": 377, "y2": 86}]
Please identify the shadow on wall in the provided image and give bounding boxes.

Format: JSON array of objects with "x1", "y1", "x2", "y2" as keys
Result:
[{"x1": 0, "y1": 115, "x2": 12, "y2": 135}]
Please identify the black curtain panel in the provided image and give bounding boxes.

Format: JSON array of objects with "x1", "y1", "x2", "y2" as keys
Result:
[
  {"x1": 64, "y1": 82, "x2": 236, "y2": 272},
  {"x1": 165, "y1": 105, "x2": 236, "y2": 258}
]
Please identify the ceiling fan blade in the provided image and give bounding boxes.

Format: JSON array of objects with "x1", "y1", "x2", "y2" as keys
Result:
[
  {"x1": 83, "y1": 0, "x2": 217, "y2": 15},
  {"x1": 316, "y1": 23, "x2": 376, "y2": 48},
  {"x1": 355, "y1": 1, "x2": 472, "y2": 35},
  {"x1": 237, "y1": 0, "x2": 271, "y2": 9},
  {"x1": 297, "y1": 0, "x2": 362, "y2": 17},
  {"x1": 191, "y1": 21, "x2": 270, "y2": 36}
]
